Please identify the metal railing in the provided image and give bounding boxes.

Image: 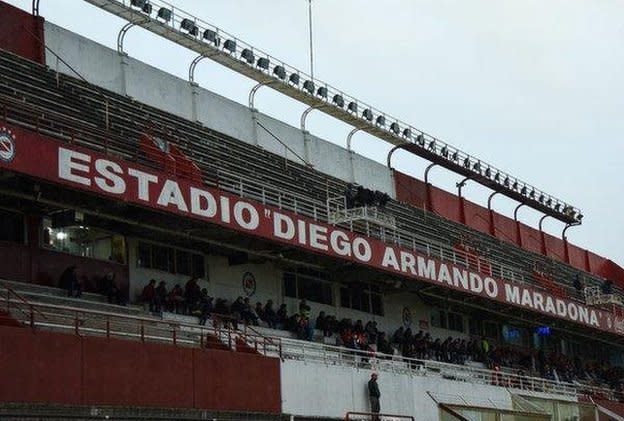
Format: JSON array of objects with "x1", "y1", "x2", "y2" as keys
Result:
[
  {"x1": 82, "y1": 0, "x2": 582, "y2": 224},
  {"x1": 1, "y1": 70, "x2": 613, "y2": 301},
  {"x1": 276, "y1": 337, "x2": 619, "y2": 400},
  {"x1": 3, "y1": 295, "x2": 621, "y2": 402}
]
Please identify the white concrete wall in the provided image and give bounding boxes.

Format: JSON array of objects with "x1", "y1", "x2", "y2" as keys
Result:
[
  {"x1": 281, "y1": 359, "x2": 513, "y2": 420},
  {"x1": 43, "y1": 22, "x2": 396, "y2": 198}
]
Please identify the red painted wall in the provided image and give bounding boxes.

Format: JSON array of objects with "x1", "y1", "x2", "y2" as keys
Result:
[
  {"x1": 492, "y1": 213, "x2": 519, "y2": 244},
  {"x1": 567, "y1": 244, "x2": 589, "y2": 272},
  {"x1": 463, "y1": 201, "x2": 491, "y2": 235},
  {"x1": 394, "y1": 171, "x2": 427, "y2": 209},
  {"x1": 0, "y1": 326, "x2": 281, "y2": 413},
  {"x1": 0, "y1": 2, "x2": 45, "y2": 64},
  {"x1": 543, "y1": 232, "x2": 566, "y2": 261},
  {"x1": 430, "y1": 187, "x2": 461, "y2": 222},
  {"x1": 392, "y1": 170, "x2": 624, "y2": 283}
]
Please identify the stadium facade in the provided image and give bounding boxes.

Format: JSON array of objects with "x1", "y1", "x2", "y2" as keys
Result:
[{"x1": 0, "y1": 1, "x2": 623, "y2": 420}]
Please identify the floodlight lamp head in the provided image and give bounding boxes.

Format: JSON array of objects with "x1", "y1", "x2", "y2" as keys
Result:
[
  {"x1": 376, "y1": 115, "x2": 386, "y2": 126},
  {"x1": 273, "y1": 65, "x2": 286, "y2": 80},
  {"x1": 402, "y1": 128, "x2": 412, "y2": 139},
  {"x1": 257, "y1": 57, "x2": 270, "y2": 70},
  {"x1": 303, "y1": 80, "x2": 315, "y2": 94},
  {"x1": 289, "y1": 73, "x2": 300, "y2": 85},
  {"x1": 241, "y1": 48, "x2": 255, "y2": 64},
  {"x1": 362, "y1": 108, "x2": 373, "y2": 121},
  {"x1": 203, "y1": 29, "x2": 219, "y2": 46},
  {"x1": 348, "y1": 101, "x2": 358, "y2": 113},
  {"x1": 157, "y1": 7, "x2": 172, "y2": 21},
  {"x1": 223, "y1": 39, "x2": 237, "y2": 53},
  {"x1": 390, "y1": 122, "x2": 400, "y2": 135},
  {"x1": 317, "y1": 86, "x2": 328, "y2": 98},
  {"x1": 332, "y1": 94, "x2": 345, "y2": 107}
]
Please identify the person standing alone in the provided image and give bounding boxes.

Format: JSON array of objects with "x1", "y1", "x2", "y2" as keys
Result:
[{"x1": 368, "y1": 373, "x2": 380, "y2": 421}]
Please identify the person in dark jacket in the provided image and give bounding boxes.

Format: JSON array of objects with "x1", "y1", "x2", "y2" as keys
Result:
[
  {"x1": 59, "y1": 265, "x2": 81, "y2": 298},
  {"x1": 368, "y1": 373, "x2": 380, "y2": 421}
]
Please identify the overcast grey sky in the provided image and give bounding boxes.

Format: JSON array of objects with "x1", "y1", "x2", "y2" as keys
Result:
[{"x1": 7, "y1": 0, "x2": 624, "y2": 265}]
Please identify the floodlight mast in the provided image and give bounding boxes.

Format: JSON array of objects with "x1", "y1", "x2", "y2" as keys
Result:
[{"x1": 82, "y1": 0, "x2": 584, "y2": 225}]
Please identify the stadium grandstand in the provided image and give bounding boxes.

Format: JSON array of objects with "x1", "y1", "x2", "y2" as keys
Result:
[{"x1": 0, "y1": 1, "x2": 623, "y2": 420}]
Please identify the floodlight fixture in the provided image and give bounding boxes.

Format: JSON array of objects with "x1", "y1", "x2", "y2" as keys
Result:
[
  {"x1": 289, "y1": 73, "x2": 300, "y2": 85},
  {"x1": 416, "y1": 134, "x2": 425, "y2": 147},
  {"x1": 203, "y1": 29, "x2": 220, "y2": 46},
  {"x1": 390, "y1": 122, "x2": 400, "y2": 135},
  {"x1": 241, "y1": 48, "x2": 254, "y2": 64},
  {"x1": 257, "y1": 57, "x2": 269, "y2": 70},
  {"x1": 223, "y1": 39, "x2": 237, "y2": 53},
  {"x1": 273, "y1": 65, "x2": 286, "y2": 80},
  {"x1": 521, "y1": 186, "x2": 527, "y2": 195},
  {"x1": 440, "y1": 146, "x2": 448, "y2": 158},
  {"x1": 402, "y1": 128, "x2": 412, "y2": 139},
  {"x1": 347, "y1": 101, "x2": 358, "y2": 114},
  {"x1": 451, "y1": 151, "x2": 459, "y2": 161},
  {"x1": 303, "y1": 80, "x2": 315, "y2": 94},
  {"x1": 317, "y1": 86, "x2": 328, "y2": 98},
  {"x1": 463, "y1": 157, "x2": 470, "y2": 168},
  {"x1": 362, "y1": 108, "x2": 373, "y2": 121},
  {"x1": 156, "y1": 7, "x2": 172, "y2": 21},
  {"x1": 376, "y1": 115, "x2": 385, "y2": 126},
  {"x1": 332, "y1": 94, "x2": 345, "y2": 107},
  {"x1": 181, "y1": 19, "x2": 198, "y2": 37}
]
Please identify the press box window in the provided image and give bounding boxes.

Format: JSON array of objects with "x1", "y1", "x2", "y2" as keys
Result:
[
  {"x1": 137, "y1": 241, "x2": 205, "y2": 278},
  {"x1": 42, "y1": 217, "x2": 126, "y2": 264},
  {"x1": 283, "y1": 268, "x2": 333, "y2": 305},
  {"x1": 339, "y1": 283, "x2": 384, "y2": 316}
]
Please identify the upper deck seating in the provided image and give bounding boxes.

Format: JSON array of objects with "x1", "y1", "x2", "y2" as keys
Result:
[{"x1": 0, "y1": 48, "x2": 615, "y2": 300}]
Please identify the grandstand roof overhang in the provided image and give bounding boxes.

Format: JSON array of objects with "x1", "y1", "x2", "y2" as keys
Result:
[{"x1": 82, "y1": 0, "x2": 583, "y2": 226}]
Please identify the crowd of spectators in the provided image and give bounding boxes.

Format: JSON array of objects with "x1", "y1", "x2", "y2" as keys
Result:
[{"x1": 137, "y1": 280, "x2": 623, "y2": 394}]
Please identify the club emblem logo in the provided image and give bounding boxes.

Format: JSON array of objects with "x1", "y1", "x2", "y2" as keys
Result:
[{"x1": 0, "y1": 127, "x2": 16, "y2": 163}]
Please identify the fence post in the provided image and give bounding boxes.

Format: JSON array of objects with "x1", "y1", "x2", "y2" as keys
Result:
[
  {"x1": 29, "y1": 306, "x2": 34, "y2": 329},
  {"x1": 173, "y1": 328, "x2": 177, "y2": 346},
  {"x1": 140, "y1": 322, "x2": 145, "y2": 342},
  {"x1": 106, "y1": 318, "x2": 110, "y2": 338},
  {"x1": 74, "y1": 313, "x2": 79, "y2": 335}
]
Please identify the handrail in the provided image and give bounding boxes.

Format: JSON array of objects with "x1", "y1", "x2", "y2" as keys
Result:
[
  {"x1": 5, "y1": 297, "x2": 621, "y2": 401},
  {"x1": 1, "y1": 281, "x2": 48, "y2": 326}
]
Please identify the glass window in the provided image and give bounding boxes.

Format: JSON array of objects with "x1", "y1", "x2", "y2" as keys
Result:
[
  {"x1": 152, "y1": 245, "x2": 173, "y2": 272},
  {"x1": 339, "y1": 283, "x2": 383, "y2": 316},
  {"x1": 137, "y1": 241, "x2": 205, "y2": 277},
  {"x1": 282, "y1": 268, "x2": 333, "y2": 305},
  {"x1": 284, "y1": 273, "x2": 297, "y2": 298},
  {"x1": 448, "y1": 313, "x2": 464, "y2": 333},
  {"x1": 176, "y1": 250, "x2": 191, "y2": 276},
  {"x1": 42, "y1": 218, "x2": 124, "y2": 263},
  {"x1": 137, "y1": 242, "x2": 151, "y2": 268},
  {"x1": 192, "y1": 254, "x2": 205, "y2": 278}
]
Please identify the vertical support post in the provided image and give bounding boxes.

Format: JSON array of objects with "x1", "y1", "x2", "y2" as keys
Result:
[
  {"x1": 173, "y1": 328, "x2": 177, "y2": 346},
  {"x1": 140, "y1": 322, "x2": 145, "y2": 342},
  {"x1": 106, "y1": 318, "x2": 110, "y2": 338}
]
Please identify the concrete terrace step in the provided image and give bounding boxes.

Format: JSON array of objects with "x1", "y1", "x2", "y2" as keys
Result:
[{"x1": 1, "y1": 278, "x2": 106, "y2": 302}]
